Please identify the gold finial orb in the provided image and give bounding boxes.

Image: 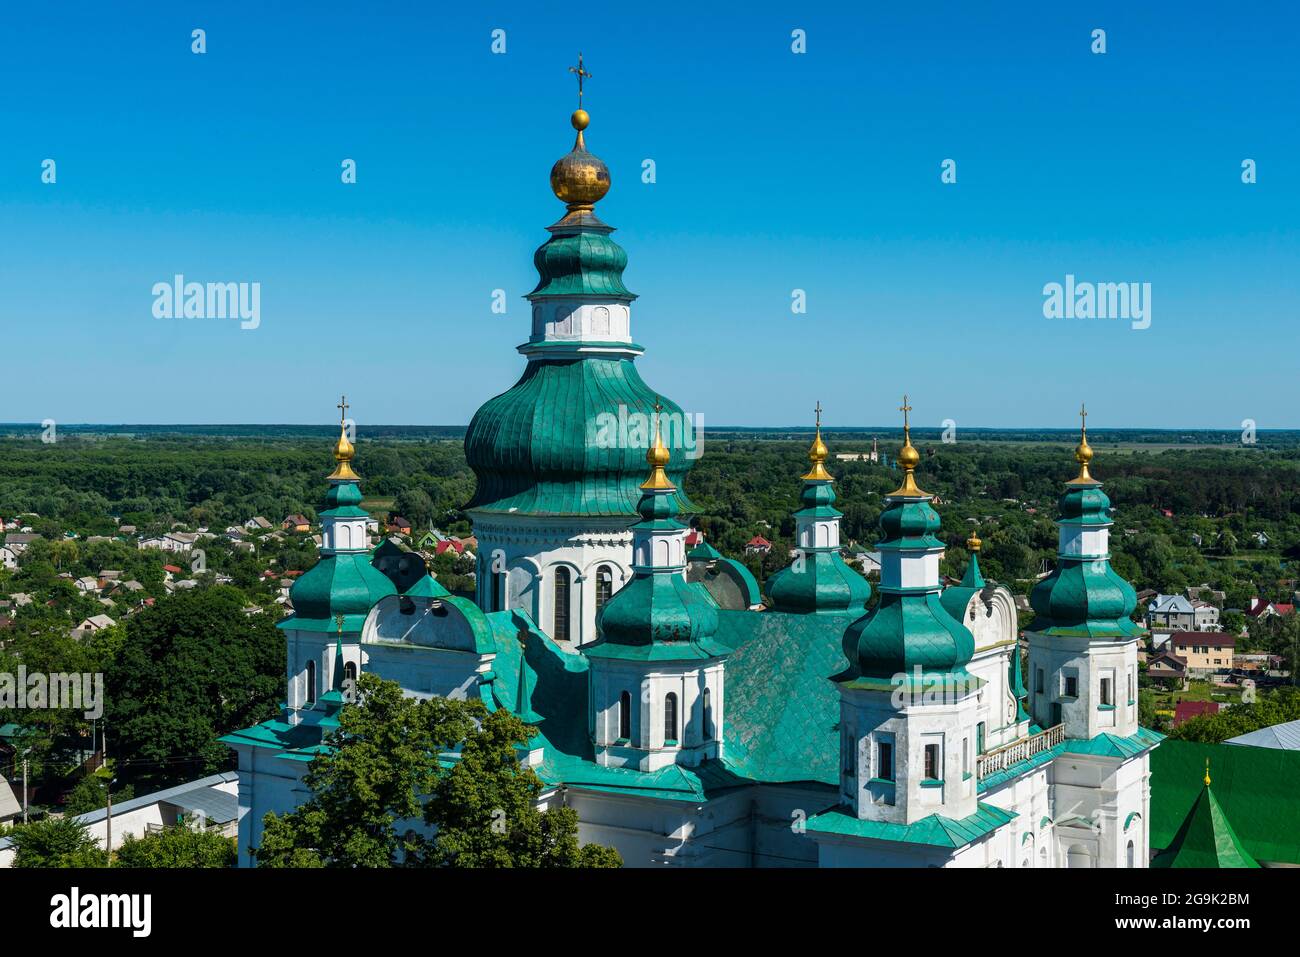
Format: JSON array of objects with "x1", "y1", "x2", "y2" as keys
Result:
[
  {"x1": 802, "y1": 401, "x2": 833, "y2": 482},
  {"x1": 967, "y1": 531, "x2": 982, "y2": 552},
  {"x1": 887, "y1": 394, "x2": 928, "y2": 497},
  {"x1": 571, "y1": 109, "x2": 590, "y2": 131},
  {"x1": 641, "y1": 398, "x2": 675, "y2": 491},
  {"x1": 327, "y1": 395, "x2": 360, "y2": 481},
  {"x1": 1067, "y1": 403, "x2": 1096, "y2": 484}
]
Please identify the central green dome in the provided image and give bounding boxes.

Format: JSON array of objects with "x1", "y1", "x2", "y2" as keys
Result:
[{"x1": 464, "y1": 356, "x2": 697, "y2": 517}]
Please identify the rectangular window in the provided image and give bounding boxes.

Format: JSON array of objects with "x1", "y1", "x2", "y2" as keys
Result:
[
  {"x1": 962, "y1": 737, "x2": 969, "y2": 778},
  {"x1": 924, "y1": 743, "x2": 940, "y2": 781},
  {"x1": 1128, "y1": 670, "x2": 1134, "y2": 703},
  {"x1": 1035, "y1": 668, "x2": 1044, "y2": 694},
  {"x1": 877, "y1": 741, "x2": 894, "y2": 781},
  {"x1": 1100, "y1": 676, "x2": 1112, "y2": 706},
  {"x1": 1064, "y1": 674, "x2": 1078, "y2": 698}
]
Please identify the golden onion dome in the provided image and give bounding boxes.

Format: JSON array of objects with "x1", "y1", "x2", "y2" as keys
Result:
[
  {"x1": 641, "y1": 399, "x2": 675, "y2": 491},
  {"x1": 550, "y1": 109, "x2": 610, "y2": 210},
  {"x1": 327, "y1": 396, "x2": 360, "y2": 481},
  {"x1": 1068, "y1": 403, "x2": 1095, "y2": 484},
  {"x1": 801, "y1": 403, "x2": 833, "y2": 482},
  {"x1": 967, "y1": 530, "x2": 982, "y2": 552},
  {"x1": 887, "y1": 394, "x2": 928, "y2": 497}
]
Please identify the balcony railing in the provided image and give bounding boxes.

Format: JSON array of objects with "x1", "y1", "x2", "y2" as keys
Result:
[{"x1": 976, "y1": 723, "x2": 1065, "y2": 780}]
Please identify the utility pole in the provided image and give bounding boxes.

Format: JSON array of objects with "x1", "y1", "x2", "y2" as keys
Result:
[{"x1": 21, "y1": 753, "x2": 28, "y2": 824}]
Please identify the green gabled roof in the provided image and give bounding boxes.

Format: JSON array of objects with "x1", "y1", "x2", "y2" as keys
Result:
[
  {"x1": 1059, "y1": 725, "x2": 1163, "y2": 758},
  {"x1": 805, "y1": 802, "x2": 1016, "y2": 848},
  {"x1": 687, "y1": 539, "x2": 723, "y2": 562},
  {"x1": 403, "y1": 574, "x2": 452, "y2": 601},
  {"x1": 939, "y1": 551, "x2": 985, "y2": 622},
  {"x1": 464, "y1": 356, "x2": 697, "y2": 517},
  {"x1": 1152, "y1": 783, "x2": 1259, "y2": 868},
  {"x1": 1151, "y1": 739, "x2": 1300, "y2": 865}
]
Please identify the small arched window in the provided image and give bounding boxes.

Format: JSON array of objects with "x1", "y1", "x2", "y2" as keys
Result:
[
  {"x1": 305, "y1": 659, "x2": 317, "y2": 705},
  {"x1": 702, "y1": 687, "x2": 713, "y2": 740},
  {"x1": 553, "y1": 567, "x2": 571, "y2": 642},
  {"x1": 618, "y1": 691, "x2": 631, "y2": 741},
  {"x1": 491, "y1": 567, "x2": 503, "y2": 612},
  {"x1": 664, "y1": 693, "x2": 678, "y2": 744},
  {"x1": 1126, "y1": 840, "x2": 1135, "y2": 868},
  {"x1": 344, "y1": 661, "x2": 357, "y2": 684},
  {"x1": 595, "y1": 565, "x2": 613, "y2": 612}
]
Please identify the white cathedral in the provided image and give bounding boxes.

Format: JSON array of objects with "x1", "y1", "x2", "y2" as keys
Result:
[{"x1": 222, "y1": 96, "x2": 1159, "y2": 869}]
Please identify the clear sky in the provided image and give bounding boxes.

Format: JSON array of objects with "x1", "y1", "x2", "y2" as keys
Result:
[{"x1": 1, "y1": 1, "x2": 1297, "y2": 430}]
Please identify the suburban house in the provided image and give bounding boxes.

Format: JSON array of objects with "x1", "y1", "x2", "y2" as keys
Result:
[
  {"x1": 282, "y1": 514, "x2": 311, "y2": 533},
  {"x1": 1147, "y1": 594, "x2": 1218, "y2": 632},
  {"x1": 245, "y1": 516, "x2": 273, "y2": 530},
  {"x1": 1146, "y1": 651, "x2": 1189, "y2": 688},
  {"x1": 1168, "y1": 631, "x2": 1235, "y2": 675},
  {"x1": 744, "y1": 535, "x2": 771, "y2": 555},
  {"x1": 387, "y1": 516, "x2": 412, "y2": 535},
  {"x1": 2, "y1": 533, "x2": 41, "y2": 556},
  {"x1": 1246, "y1": 598, "x2": 1296, "y2": 620}
]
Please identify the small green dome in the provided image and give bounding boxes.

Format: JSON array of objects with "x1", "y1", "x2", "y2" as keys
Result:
[
  {"x1": 529, "y1": 229, "x2": 634, "y2": 300},
  {"x1": 841, "y1": 592, "x2": 974, "y2": 682},
  {"x1": 464, "y1": 357, "x2": 696, "y2": 517},
  {"x1": 767, "y1": 552, "x2": 870, "y2": 614},
  {"x1": 291, "y1": 552, "x2": 398, "y2": 623}
]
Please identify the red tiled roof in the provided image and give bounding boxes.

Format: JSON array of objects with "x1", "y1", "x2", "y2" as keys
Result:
[
  {"x1": 1169, "y1": 631, "x2": 1235, "y2": 648},
  {"x1": 163, "y1": 564, "x2": 182, "y2": 574},
  {"x1": 435, "y1": 539, "x2": 464, "y2": 555},
  {"x1": 746, "y1": 536, "x2": 771, "y2": 547},
  {"x1": 1273, "y1": 603, "x2": 1295, "y2": 616}
]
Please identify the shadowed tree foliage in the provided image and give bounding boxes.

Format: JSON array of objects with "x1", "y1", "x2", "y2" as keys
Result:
[
  {"x1": 7, "y1": 816, "x2": 108, "y2": 868},
  {"x1": 113, "y1": 827, "x2": 236, "y2": 868},
  {"x1": 255, "y1": 673, "x2": 620, "y2": 868}
]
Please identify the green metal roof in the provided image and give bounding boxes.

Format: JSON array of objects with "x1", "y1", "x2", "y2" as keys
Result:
[
  {"x1": 464, "y1": 356, "x2": 697, "y2": 517},
  {"x1": 1151, "y1": 739, "x2": 1300, "y2": 865},
  {"x1": 1152, "y1": 781, "x2": 1259, "y2": 868},
  {"x1": 805, "y1": 802, "x2": 1016, "y2": 848},
  {"x1": 527, "y1": 227, "x2": 635, "y2": 300}
]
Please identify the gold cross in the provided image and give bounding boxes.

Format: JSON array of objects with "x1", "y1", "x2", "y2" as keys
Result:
[
  {"x1": 334, "y1": 612, "x2": 345, "y2": 636},
  {"x1": 899, "y1": 395, "x2": 912, "y2": 431},
  {"x1": 569, "y1": 53, "x2": 592, "y2": 107},
  {"x1": 1079, "y1": 402, "x2": 1088, "y2": 435},
  {"x1": 653, "y1": 396, "x2": 663, "y2": 416},
  {"x1": 814, "y1": 401, "x2": 822, "y2": 429},
  {"x1": 337, "y1": 395, "x2": 349, "y2": 423}
]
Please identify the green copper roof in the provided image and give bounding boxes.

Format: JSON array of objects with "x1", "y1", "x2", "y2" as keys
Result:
[
  {"x1": 528, "y1": 227, "x2": 635, "y2": 300},
  {"x1": 1152, "y1": 783, "x2": 1259, "y2": 868},
  {"x1": 939, "y1": 551, "x2": 986, "y2": 622},
  {"x1": 1029, "y1": 479, "x2": 1144, "y2": 639},
  {"x1": 687, "y1": 539, "x2": 723, "y2": 562},
  {"x1": 286, "y1": 550, "x2": 398, "y2": 625},
  {"x1": 1152, "y1": 739, "x2": 1300, "y2": 866},
  {"x1": 767, "y1": 550, "x2": 870, "y2": 614},
  {"x1": 806, "y1": 801, "x2": 1016, "y2": 848},
  {"x1": 587, "y1": 486, "x2": 729, "y2": 661},
  {"x1": 464, "y1": 356, "x2": 697, "y2": 516}
]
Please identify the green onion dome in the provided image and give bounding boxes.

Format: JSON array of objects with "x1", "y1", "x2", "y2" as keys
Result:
[
  {"x1": 530, "y1": 228, "x2": 633, "y2": 299},
  {"x1": 1028, "y1": 481, "x2": 1143, "y2": 639},
  {"x1": 290, "y1": 551, "x2": 398, "y2": 627},
  {"x1": 767, "y1": 479, "x2": 870, "y2": 614},
  {"x1": 464, "y1": 359, "x2": 697, "y2": 517},
  {"x1": 837, "y1": 415, "x2": 973, "y2": 686}
]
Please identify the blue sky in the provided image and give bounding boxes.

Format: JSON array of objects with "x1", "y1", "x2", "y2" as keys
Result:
[{"x1": 0, "y1": 1, "x2": 1297, "y2": 429}]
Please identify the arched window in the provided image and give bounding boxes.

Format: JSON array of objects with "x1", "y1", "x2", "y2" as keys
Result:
[
  {"x1": 553, "y1": 567, "x2": 571, "y2": 641},
  {"x1": 305, "y1": 659, "x2": 317, "y2": 705},
  {"x1": 664, "y1": 693, "x2": 678, "y2": 744},
  {"x1": 702, "y1": 687, "x2": 713, "y2": 740},
  {"x1": 344, "y1": 661, "x2": 357, "y2": 684},
  {"x1": 595, "y1": 565, "x2": 613, "y2": 612},
  {"x1": 1126, "y1": 840, "x2": 1135, "y2": 868},
  {"x1": 618, "y1": 691, "x2": 631, "y2": 741},
  {"x1": 491, "y1": 567, "x2": 503, "y2": 612}
]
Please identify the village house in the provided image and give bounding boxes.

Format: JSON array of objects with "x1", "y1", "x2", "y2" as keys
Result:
[
  {"x1": 1168, "y1": 631, "x2": 1235, "y2": 676},
  {"x1": 282, "y1": 514, "x2": 312, "y2": 533},
  {"x1": 744, "y1": 535, "x2": 772, "y2": 555}
]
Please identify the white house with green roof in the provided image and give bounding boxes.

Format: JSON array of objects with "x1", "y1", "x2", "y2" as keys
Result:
[{"x1": 221, "y1": 98, "x2": 1159, "y2": 869}]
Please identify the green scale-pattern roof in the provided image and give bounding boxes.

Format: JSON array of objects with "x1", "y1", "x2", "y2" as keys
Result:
[{"x1": 463, "y1": 356, "x2": 697, "y2": 517}]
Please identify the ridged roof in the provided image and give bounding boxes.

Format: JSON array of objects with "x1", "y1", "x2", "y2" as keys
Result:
[
  {"x1": 464, "y1": 356, "x2": 696, "y2": 516},
  {"x1": 528, "y1": 227, "x2": 635, "y2": 300}
]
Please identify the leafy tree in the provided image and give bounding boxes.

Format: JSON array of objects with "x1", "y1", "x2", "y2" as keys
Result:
[
  {"x1": 114, "y1": 827, "x2": 235, "y2": 868},
  {"x1": 105, "y1": 586, "x2": 285, "y2": 790},
  {"x1": 63, "y1": 774, "x2": 134, "y2": 816},
  {"x1": 8, "y1": 816, "x2": 109, "y2": 867},
  {"x1": 256, "y1": 674, "x2": 620, "y2": 868}
]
